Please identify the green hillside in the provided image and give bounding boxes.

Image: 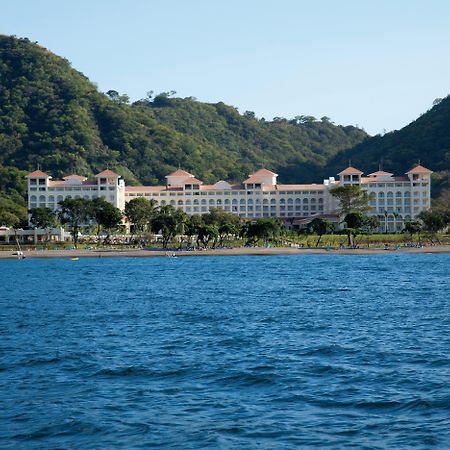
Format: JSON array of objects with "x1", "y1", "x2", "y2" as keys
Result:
[
  {"x1": 327, "y1": 96, "x2": 450, "y2": 196},
  {"x1": 1, "y1": 34, "x2": 449, "y2": 209},
  {"x1": 0, "y1": 34, "x2": 367, "y2": 188}
]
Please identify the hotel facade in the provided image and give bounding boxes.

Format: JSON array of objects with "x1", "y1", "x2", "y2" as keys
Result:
[{"x1": 26, "y1": 165, "x2": 432, "y2": 232}]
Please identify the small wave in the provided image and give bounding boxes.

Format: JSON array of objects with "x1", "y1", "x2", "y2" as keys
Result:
[
  {"x1": 91, "y1": 365, "x2": 189, "y2": 378},
  {"x1": 13, "y1": 420, "x2": 104, "y2": 440},
  {"x1": 299, "y1": 344, "x2": 352, "y2": 357},
  {"x1": 427, "y1": 358, "x2": 450, "y2": 367},
  {"x1": 354, "y1": 399, "x2": 404, "y2": 410},
  {"x1": 23, "y1": 356, "x2": 63, "y2": 366},
  {"x1": 310, "y1": 363, "x2": 349, "y2": 375},
  {"x1": 218, "y1": 371, "x2": 278, "y2": 386}
]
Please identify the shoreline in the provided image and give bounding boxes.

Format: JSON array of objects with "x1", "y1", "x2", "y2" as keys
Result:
[{"x1": 1, "y1": 245, "x2": 450, "y2": 259}]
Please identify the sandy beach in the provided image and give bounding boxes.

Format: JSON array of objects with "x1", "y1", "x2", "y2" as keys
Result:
[{"x1": 1, "y1": 245, "x2": 450, "y2": 259}]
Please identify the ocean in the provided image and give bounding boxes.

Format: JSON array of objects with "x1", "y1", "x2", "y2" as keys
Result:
[{"x1": 0, "y1": 254, "x2": 449, "y2": 449}]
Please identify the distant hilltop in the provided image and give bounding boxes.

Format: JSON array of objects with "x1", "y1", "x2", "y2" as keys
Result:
[{"x1": 0, "y1": 34, "x2": 448, "y2": 206}]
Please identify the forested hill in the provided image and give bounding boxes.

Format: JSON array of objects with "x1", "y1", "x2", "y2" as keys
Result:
[
  {"x1": 0, "y1": 34, "x2": 368, "y2": 187},
  {"x1": 327, "y1": 95, "x2": 450, "y2": 195}
]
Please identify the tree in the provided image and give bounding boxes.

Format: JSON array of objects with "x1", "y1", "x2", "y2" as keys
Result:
[
  {"x1": 150, "y1": 206, "x2": 187, "y2": 248},
  {"x1": 403, "y1": 219, "x2": 422, "y2": 239},
  {"x1": 218, "y1": 221, "x2": 241, "y2": 246},
  {"x1": 330, "y1": 185, "x2": 372, "y2": 216},
  {"x1": 106, "y1": 89, "x2": 130, "y2": 104},
  {"x1": 185, "y1": 214, "x2": 203, "y2": 246},
  {"x1": 341, "y1": 212, "x2": 368, "y2": 246},
  {"x1": 172, "y1": 209, "x2": 189, "y2": 248},
  {"x1": 344, "y1": 212, "x2": 365, "y2": 229},
  {"x1": 124, "y1": 197, "x2": 157, "y2": 241},
  {"x1": 341, "y1": 227, "x2": 360, "y2": 247},
  {"x1": 196, "y1": 224, "x2": 219, "y2": 248},
  {"x1": 152, "y1": 91, "x2": 177, "y2": 107},
  {"x1": 106, "y1": 90, "x2": 119, "y2": 101},
  {"x1": 58, "y1": 198, "x2": 91, "y2": 248},
  {"x1": 203, "y1": 208, "x2": 241, "y2": 245},
  {"x1": 0, "y1": 193, "x2": 27, "y2": 247},
  {"x1": 203, "y1": 208, "x2": 239, "y2": 226},
  {"x1": 0, "y1": 193, "x2": 27, "y2": 227},
  {"x1": 0, "y1": 210, "x2": 21, "y2": 248},
  {"x1": 244, "y1": 218, "x2": 283, "y2": 244},
  {"x1": 362, "y1": 215, "x2": 380, "y2": 233},
  {"x1": 91, "y1": 198, "x2": 123, "y2": 245},
  {"x1": 309, "y1": 217, "x2": 334, "y2": 247},
  {"x1": 29, "y1": 207, "x2": 59, "y2": 247},
  {"x1": 418, "y1": 210, "x2": 447, "y2": 241}
]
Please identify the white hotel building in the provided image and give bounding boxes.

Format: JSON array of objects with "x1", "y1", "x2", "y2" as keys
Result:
[{"x1": 26, "y1": 165, "x2": 432, "y2": 232}]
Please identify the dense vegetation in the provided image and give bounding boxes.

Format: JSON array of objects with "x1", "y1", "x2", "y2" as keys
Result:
[
  {"x1": 0, "y1": 33, "x2": 449, "y2": 217},
  {"x1": 0, "y1": 34, "x2": 367, "y2": 190},
  {"x1": 327, "y1": 96, "x2": 450, "y2": 198}
]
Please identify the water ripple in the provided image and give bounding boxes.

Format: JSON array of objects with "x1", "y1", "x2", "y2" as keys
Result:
[{"x1": 0, "y1": 254, "x2": 449, "y2": 449}]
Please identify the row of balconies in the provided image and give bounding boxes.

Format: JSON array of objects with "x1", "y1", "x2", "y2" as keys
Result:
[
  {"x1": 125, "y1": 190, "x2": 325, "y2": 197},
  {"x1": 370, "y1": 199, "x2": 428, "y2": 206}
]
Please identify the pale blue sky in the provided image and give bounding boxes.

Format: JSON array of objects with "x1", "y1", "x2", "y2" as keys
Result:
[{"x1": 2, "y1": 0, "x2": 450, "y2": 135}]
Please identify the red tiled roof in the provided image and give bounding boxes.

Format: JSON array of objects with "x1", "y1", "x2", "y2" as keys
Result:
[
  {"x1": 277, "y1": 184, "x2": 325, "y2": 190},
  {"x1": 200, "y1": 184, "x2": 243, "y2": 191},
  {"x1": 250, "y1": 168, "x2": 278, "y2": 177},
  {"x1": 48, "y1": 180, "x2": 97, "y2": 187},
  {"x1": 166, "y1": 169, "x2": 194, "y2": 178},
  {"x1": 361, "y1": 176, "x2": 410, "y2": 183},
  {"x1": 95, "y1": 169, "x2": 120, "y2": 177},
  {"x1": 47, "y1": 181, "x2": 66, "y2": 187},
  {"x1": 63, "y1": 174, "x2": 87, "y2": 181},
  {"x1": 182, "y1": 177, "x2": 203, "y2": 184},
  {"x1": 406, "y1": 165, "x2": 433, "y2": 174},
  {"x1": 25, "y1": 170, "x2": 50, "y2": 178},
  {"x1": 125, "y1": 186, "x2": 167, "y2": 192},
  {"x1": 338, "y1": 166, "x2": 364, "y2": 175},
  {"x1": 367, "y1": 170, "x2": 393, "y2": 177},
  {"x1": 243, "y1": 175, "x2": 266, "y2": 184}
]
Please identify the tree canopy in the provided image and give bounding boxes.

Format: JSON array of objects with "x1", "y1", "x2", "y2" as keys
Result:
[
  {"x1": 0, "y1": 34, "x2": 367, "y2": 192},
  {"x1": 330, "y1": 185, "x2": 372, "y2": 216}
]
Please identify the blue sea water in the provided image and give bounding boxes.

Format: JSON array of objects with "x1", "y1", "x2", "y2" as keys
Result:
[{"x1": 0, "y1": 253, "x2": 449, "y2": 449}]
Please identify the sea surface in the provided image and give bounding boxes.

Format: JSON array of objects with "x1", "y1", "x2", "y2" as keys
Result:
[{"x1": 0, "y1": 254, "x2": 449, "y2": 449}]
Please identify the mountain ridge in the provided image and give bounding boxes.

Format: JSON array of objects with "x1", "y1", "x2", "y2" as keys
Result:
[
  {"x1": 0, "y1": 34, "x2": 367, "y2": 186},
  {"x1": 0, "y1": 34, "x2": 449, "y2": 203}
]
